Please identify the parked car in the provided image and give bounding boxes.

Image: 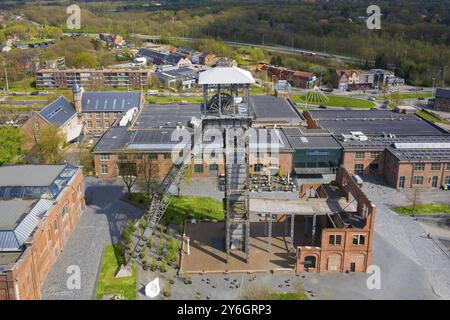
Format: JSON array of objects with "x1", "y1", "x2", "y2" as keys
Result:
[
  {"x1": 417, "y1": 97, "x2": 425, "y2": 100},
  {"x1": 352, "y1": 174, "x2": 363, "y2": 187},
  {"x1": 30, "y1": 91, "x2": 39, "y2": 96},
  {"x1": 368, "y1": 97, "x2": 376, "y2": 101},
  {"x1": 318, "y1": 105, "x2": 327, "y2": 109}
]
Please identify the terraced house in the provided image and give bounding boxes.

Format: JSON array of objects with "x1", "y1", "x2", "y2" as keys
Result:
[{"x1": 0, "y1": 165, "x2": 85, "y2": 300}]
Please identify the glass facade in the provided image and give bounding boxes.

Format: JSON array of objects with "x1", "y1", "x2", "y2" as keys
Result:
[{"x1": 293, "y1": 148, "x2": 342, "y2": 174}]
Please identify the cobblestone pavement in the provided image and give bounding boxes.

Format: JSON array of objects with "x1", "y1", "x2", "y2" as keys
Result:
[
  {"x1": 41, "y1": 178, "x2": 143, "y2": 300},
  {"x1": 361, "y1": 177, "x2": 450, "y2": 299}
]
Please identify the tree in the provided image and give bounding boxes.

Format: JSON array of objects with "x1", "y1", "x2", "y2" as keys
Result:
[
  {"x1": 118, "y1": 152, "x2": 139, "y2": 195},
  {"x1": 73, "y1": 52, "x2": 99, "y2": 68},
  {"x1": 28, "y1": 125, "x2": 65, "y2": 164},
  {"x1": 0, "y1": 127, "x2": 23, "y2": 165},
  {"x1": 137, "y1": 156, "x2": 160, "y2": 203},
  {"x1": 75, "y1": 143, "x2": 94, "y2": 175}
]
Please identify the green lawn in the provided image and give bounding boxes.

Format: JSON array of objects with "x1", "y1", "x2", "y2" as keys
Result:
[
  {"x1": 394, "y1": 203, "x2": 450, "y2": 216},
  {"x1": 145, "y1": 96, "x2": 203, "y2": 104},
  {"x1": 268, "y1": 292, "x2": 309, "y2": 300},
  {"x1": 292, "y1": 94, "x2": 376, "y2": 108},
  {"x1": 163, "y1": 196, "x2": 224, "y2": 225},
  {"x1": 377, "y1": 92, "x2": 432, "y2": 101},
  {"x1": 417, "y1": 110, "x2": 449, "y2": 124},
  {"x1": 123, "y1": 192, "x2": 150, "y2": 208},
  {"x1": 95, "y1": 243, "x2": 136, "y2": 300},
  {"x1": 6, "y1": 95, "x2": 49, "y2": 101}
]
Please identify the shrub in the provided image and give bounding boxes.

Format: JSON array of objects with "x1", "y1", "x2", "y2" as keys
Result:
[
  {"x1": 128, "y1": 219, "x2": 137, "y2": 232},
  {"x1": 163, "y1": 281, "x2": 171, "y2": 298},
  {"x1": 160, "y1": 260, "x2": 167, "y2": 273},
  {"x1": 157, "y1": 242, "x2": 164, "y2": 257},
  {"x1": 147, "y1": 238, "x2": 153, "y2": 249},
  {"x1": 150, "y1": 258, "x2": 157, "y2": 272},
  {"x1": 182, "y1": 273, "x2": 192, "y2": 285}
]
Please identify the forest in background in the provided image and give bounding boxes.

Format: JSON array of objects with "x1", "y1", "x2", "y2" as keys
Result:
[{"x1": 1, "y1": 0, "x2": 449, "y2": 86}]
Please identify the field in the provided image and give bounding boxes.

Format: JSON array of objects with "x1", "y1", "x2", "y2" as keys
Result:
[
  {"x1": 292, "y1": 94, "x2": 376, "y2": 108},
  {"x1": 95, "y1": 243, "x2": 136, "y2": 300},
  {"x1": 394, "y1": 204, "x2": 450, "y2": 216},
  {"x1": 162, "y1": 196, "x2": 224, "y2": 225}
]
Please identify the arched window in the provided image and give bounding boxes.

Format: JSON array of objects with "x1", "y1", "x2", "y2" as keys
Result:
[{"x1": 304, "y1": 255, "x2": 316, "y2": 270}]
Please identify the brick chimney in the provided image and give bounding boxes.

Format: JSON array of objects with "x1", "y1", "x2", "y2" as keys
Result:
[{"x1": 72, "y1": 82, "x2": 84, "y2": 113}]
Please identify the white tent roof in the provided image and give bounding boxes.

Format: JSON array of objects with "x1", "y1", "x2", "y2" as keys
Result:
[{"x1": 198, "y1": 67, "x2": 255, "y2": 85}]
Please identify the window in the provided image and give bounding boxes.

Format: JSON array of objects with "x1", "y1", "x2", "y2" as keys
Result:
[
  {"x1": 33, "y1": 121, "x2": 41, "y2": 142},
  {"x1": 163, "y1": 153, "x2": 171, "y2": 159},
  {"x1": 370, "y1": 151, "x2": 381, "y2": 159},
  {"x1": 254, "y1": 163, "x2": 263, "y2": 172},
  {"x1": 100, "y1": 154, "x2": 110, "y2": 161},
  {"x1": 352, "y1": 234, "x2": 365, "y2": 245},
  {"x1": 431, "y1": 163, "x2": 441, "y2": 171},
  {"x1": 414, "y1": 163, "x2": 424, "y2": 171},
  {"x1": 256, "y1": 151, "x2": 260, "y2": 159},
  {"x1": 210, "y1": 151, "x2": 216, "y2": 159},
  {"x1": 87, "y1": 121, "x2": 92, "y2": 128},
  {"x1": 447, "y1": 163, "x2": 450, "y2": 171},
  {"x1": 86, "y1": 113, "x2": 92, "y2": 119},
  {"x1": 444, "y1": 176, "x2": 450, "y2": 185},
  {"x1": 209, "y1": 164, "x2": 219, "y2": 171},
  {"x1": 96, "y1": 121, "x2": 101, "y2": 128},
  {"x1": 354, "y1": 163, "x2": 363, "y2": 175},
  {"x1": 133, "y1": 154, "x2": 143, "y2": 160},
  {"x1": 113, "y1": 113, "x2": 119, "y2": 119},
  {"x1": 194, "y1": 164, "x2": 203, "y2": 173},
  {"x1": 148, "y1": 154, "x2": 157, "y2": 160},
  {"x1": 118, "y1": 154, "x2": 128, "y2": 161},
  {"x1": 105, "y1": 120, "x2": 110, "y2": 128},
  {"x1": 101, "y1": 164, "x2": 108, "y2": 174},
  {"x1": 412, "y1": 176, "x2": 424, "y2": 185},
  {"x1": 355, "y1": 151, "x2": 365, "y2": 159},
  {"x1": 329, "y1": 234, "x2": 342, "y2": 245},
  {"x1": 95, "y1": 112, "x2": 101, "y2": 119},
  {"x1": 61, "y1": 204, "x2": 69, "y2": 218}
]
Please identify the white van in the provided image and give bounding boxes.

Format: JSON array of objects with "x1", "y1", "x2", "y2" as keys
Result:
[{"x1": 352, "y1": 174, "x2": 363, "y2": 187}]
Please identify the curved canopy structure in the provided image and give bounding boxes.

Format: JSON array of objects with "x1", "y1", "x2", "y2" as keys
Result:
[{"x1": 198, "y1": 67, "x2": 255, "y2": 85}]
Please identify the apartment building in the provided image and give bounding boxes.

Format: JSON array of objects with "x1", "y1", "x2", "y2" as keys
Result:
[
  {"x1": 0, "y1": 165, "x2": 85, "y2": 300},
  {"x1": 35, "y1": 68, "x2": 150, "y2": 90}
]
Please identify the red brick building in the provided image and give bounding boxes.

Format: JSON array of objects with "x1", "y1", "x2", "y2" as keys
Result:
[
  {"x1": 296, "y1": 167, "x2": 375, "y2": 273},
  {"x1": 0, "y1": 165, "x2": 85, "y2": 300},
  {"x1": 305, "y1": 109, "x2": 450, "y2": 189}
]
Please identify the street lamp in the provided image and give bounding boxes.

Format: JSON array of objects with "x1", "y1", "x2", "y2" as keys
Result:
[{"x1": 432, "y1": 77, "x2": 436, "y2": 99}]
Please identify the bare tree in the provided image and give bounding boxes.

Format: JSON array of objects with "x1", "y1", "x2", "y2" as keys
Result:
[
  {"x1": 138, "y1": 156, "x2": 160, "y2": 202},
  {"x1": 411, "y1": 187, "x2": 421, "y2": 212},
  {"x1": 118, "y1": 152, "x2": 139, "y2": 196}
]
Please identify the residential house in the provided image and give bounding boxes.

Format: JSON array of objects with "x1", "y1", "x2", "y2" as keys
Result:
[
  {"x1": 431, "y1": 88, "x2": 450, "y2": 112},
  {"x1": 21, "y1": 96, "x2": 82, "y2": 150}
]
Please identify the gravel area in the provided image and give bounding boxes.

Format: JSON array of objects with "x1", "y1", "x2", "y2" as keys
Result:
[{"x1": 41, "y1": 178, "x2": 143, "y2": 300}]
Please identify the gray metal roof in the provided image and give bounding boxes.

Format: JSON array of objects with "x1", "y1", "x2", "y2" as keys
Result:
[
  {"x1": 0, "y1": 199, "x2": 35, "y2": 230},
  {"x1": 0, "y1": 199, "x2": 53, "y2": 251},
  {"x1": 82, "y1": 92, "x2": 142, "y2": 112},
  {"x1": 132, "y1": 104, "x2": 201, "y2": 129},
  {"x1": 39, "y1": 96, "x2": 76, "y2": 127},
  {"x1": 308, "y1": 109, "x2": 445, "y2": 136},
  {"x1": 127, "y1": 129, "x2": 186, "y2": 151},
  {"x1": 0, "y1": 165, "x2": 66, "y2": 187},
  {"x1": 435, "y1": 88, "x2": 450, "y2": 99},
  {"x1": 250, "y1": 95, "x2": 303, "y2": 125},
  {"x1": 92, "y1": 126, "x2": 134, "y2": 153},
  {"x1": 282, "y1": 128, "x2": 341, "y2": 149}
]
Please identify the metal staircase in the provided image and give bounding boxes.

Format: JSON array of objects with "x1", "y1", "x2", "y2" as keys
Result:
[
  {"x1": 126, "y1": 127, "x2": 201, "y2": 265},
  {"x1": 225, "y1": 127, "x2": 251, "y2": 263}
]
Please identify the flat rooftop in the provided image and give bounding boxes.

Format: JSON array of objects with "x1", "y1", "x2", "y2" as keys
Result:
[
  {"x1": 250, "y1": 95, "x2": 303, "y2": 125},
  {"x1": 282, "y1": 127, "x2": 341, "y2": 150},
  {"x1": 132, "y1": 104, "x2": 201, "y2": 129},
  {"x1": 92, "y1": 126, "x2": 133, "y2": 153},
  {"x1": 308, "y1": 109, "x2": 445, "y2": 136},
  {"x1": 0, "y1": 199, "x2": 36, "y2": 230},
  {"x1": 0, "y1": 165, "x2": 66, "y2": 187}
]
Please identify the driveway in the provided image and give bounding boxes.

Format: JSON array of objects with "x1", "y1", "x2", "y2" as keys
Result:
[{"x1": 41, "y1": 178, "x2": 143, "y2": 300}]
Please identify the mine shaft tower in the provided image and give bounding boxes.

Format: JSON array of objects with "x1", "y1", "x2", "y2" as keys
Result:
[{"x1": 199, "y1": 67, "x2": 255, "y2": 263}]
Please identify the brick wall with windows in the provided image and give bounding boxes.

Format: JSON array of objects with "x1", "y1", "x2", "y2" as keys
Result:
[{"x1": 0, "y1": 168, "x2": 85, "y2": 300}]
